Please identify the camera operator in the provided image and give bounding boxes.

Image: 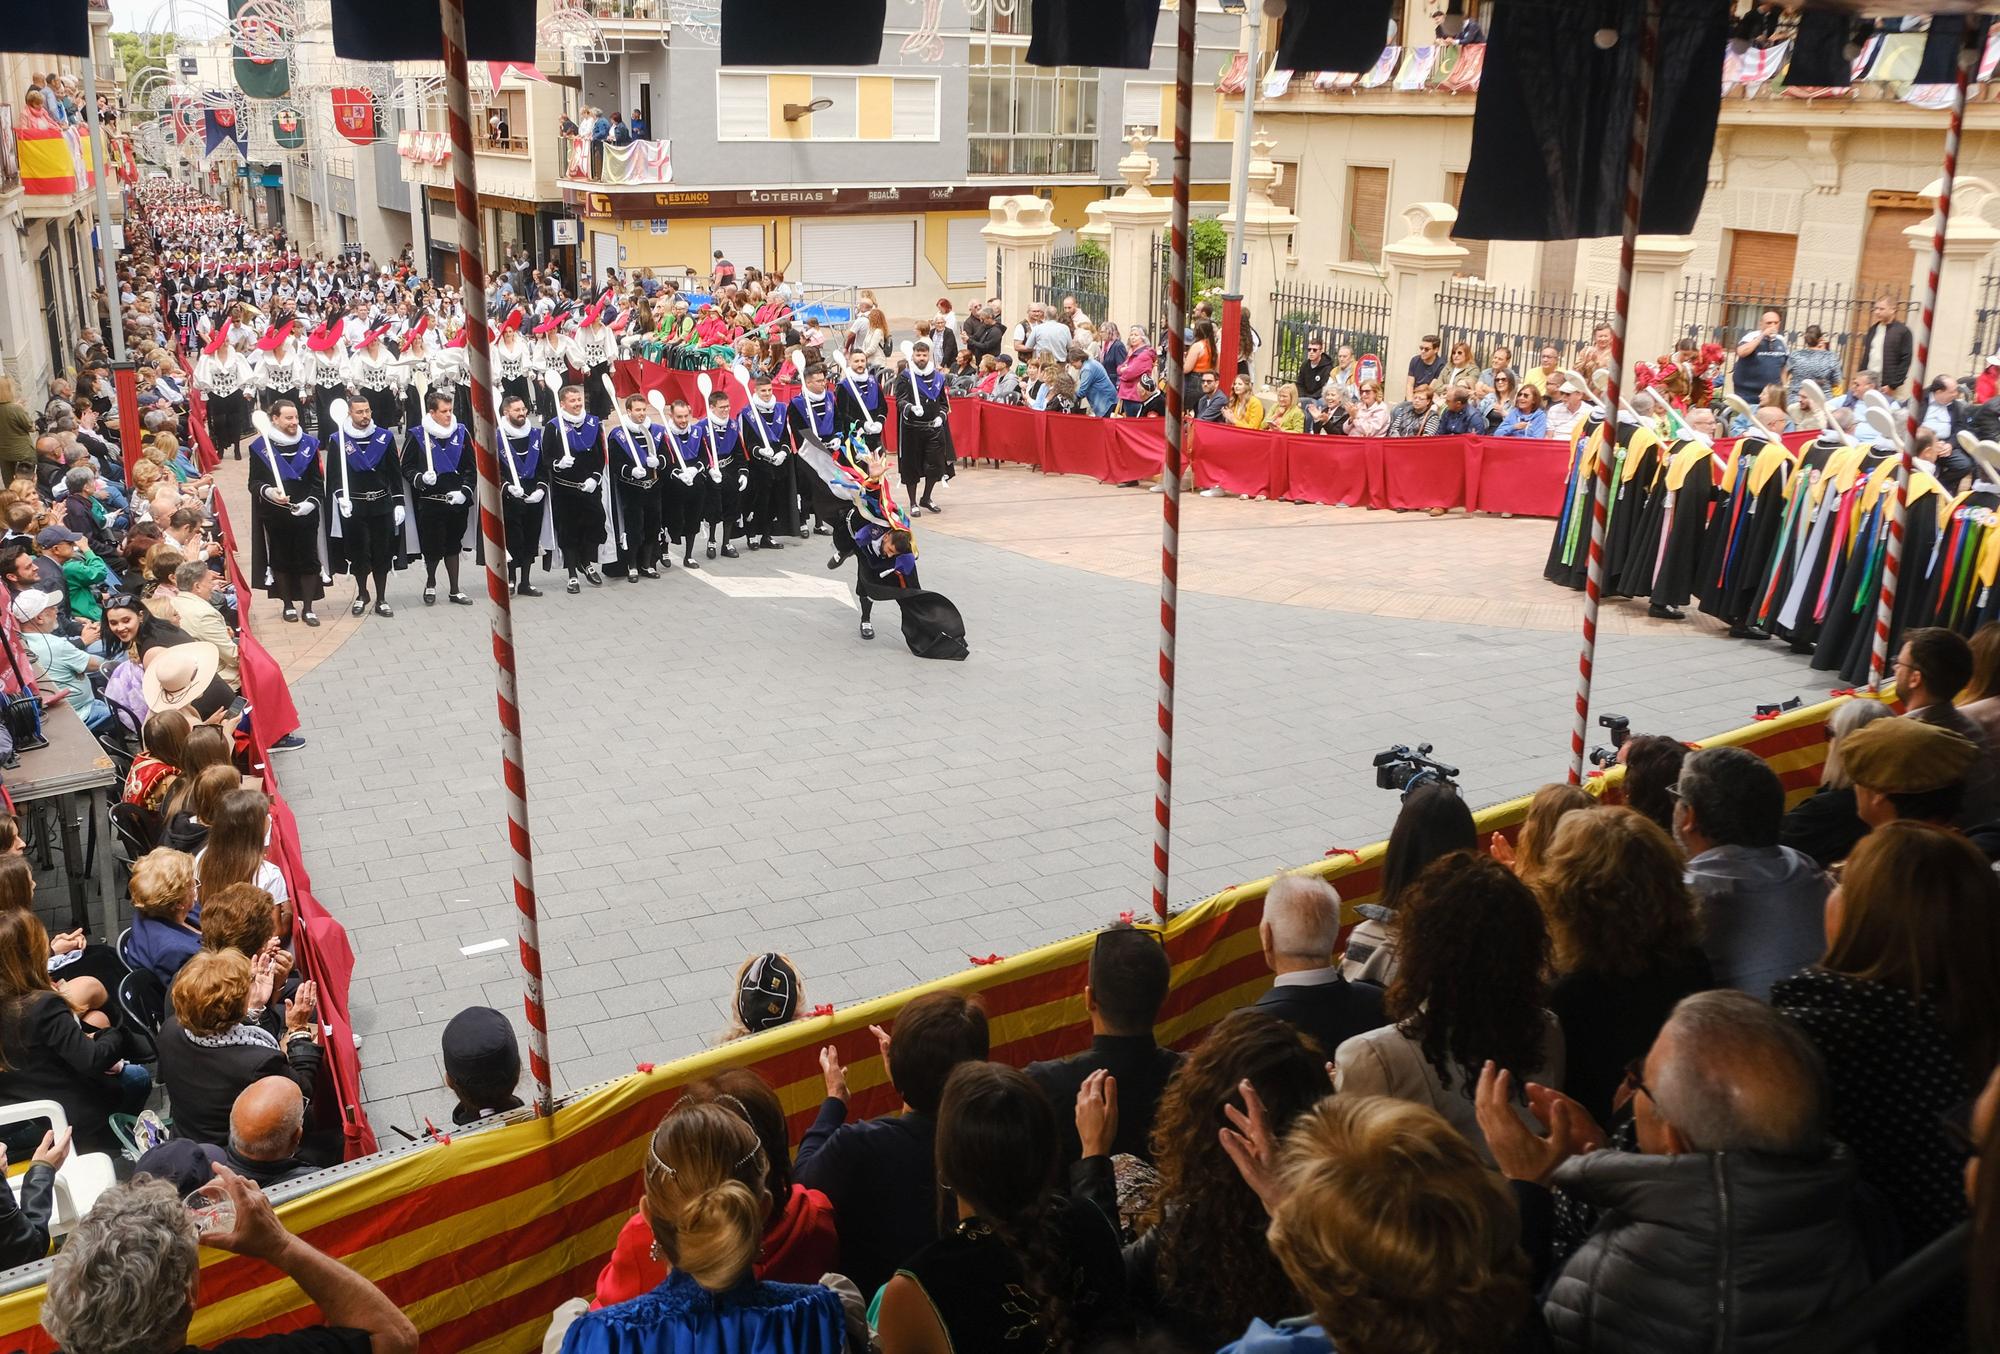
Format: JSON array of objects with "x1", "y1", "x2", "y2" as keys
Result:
[{"x1": 1340, "y1": 782, "x2": 1476, "y2": 987}]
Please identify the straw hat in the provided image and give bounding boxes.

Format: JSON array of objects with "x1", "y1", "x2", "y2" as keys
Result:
[{"x1": 142, "y1": 642, "x2": 221, "y2": 712}]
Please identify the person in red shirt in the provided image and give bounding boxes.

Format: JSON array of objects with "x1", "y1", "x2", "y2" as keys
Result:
[{"x1": 591, "y1": 1069, "x2": 839, "y2": 1305}]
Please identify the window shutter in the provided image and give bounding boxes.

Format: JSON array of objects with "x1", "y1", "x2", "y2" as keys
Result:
[
  {"x1": 717, "y1": 73, "x2": 765, "y2": 140},
  {"x1": 1345, "y1": 165, "x2": 1388, "y2": 265},
  {"x1": 798, "y1": 219, "x2": 917, "y2": 288},
  {"x1": 1122, "y1": 80, "x2": 1164, "y2": 130},
  {"x1": 946, "y1": 216, "x2": 986, "y2": 284},
  {"x1": 891, "y1": 79, "x2": 937, "y2": 140},
  {"x1": 1725, "y1": 230, "x2": 1799, "y2": 292},
  {"x1": 709, "y1": 225, "x2": 765, "y2": 273}
]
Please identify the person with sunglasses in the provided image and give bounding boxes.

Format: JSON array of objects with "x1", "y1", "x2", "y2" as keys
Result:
[{"x1": 1476, "y1": 990, "x2": 1872, "y2": 1354}]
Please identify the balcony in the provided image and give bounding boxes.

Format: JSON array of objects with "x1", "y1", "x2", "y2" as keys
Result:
[{"x1": 560, "y1": 133, "x2": 673, "y2": 187}]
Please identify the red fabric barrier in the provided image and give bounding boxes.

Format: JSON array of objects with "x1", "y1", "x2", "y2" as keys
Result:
[
  {"x1": 1041, "y1": 410, "x2": 1113, "y2": 479},
  {"x1": 948, "y1": 400, "x2": 983, "y2": 458},
  {"x1": 1103, "y1": 420, "x2": 1165, "y2": 483},
  {"x1": 1281, "y1": 434, "x2": 1373, "y2": 509},
  {"x1": 1189, "y1": 422, "x2": 1284, "y2": 499},
  {"x1": 1467, "y1": 435, "x2": 1573, "y2": 516},
  {"x1": 1378, "y1": 433, "x2": 1469, "y2": 512},
  {"x1": 981, "y1": 401, "x2": 1047, "y2": 466}
]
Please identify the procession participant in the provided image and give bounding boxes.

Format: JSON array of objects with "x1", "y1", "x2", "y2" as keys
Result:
[
  {"x1": 1695, "y1": 411, "x2": 1798, "y2": 638},
  {"x1": 606, "y1": 391, "x2": 668, "y2": 580},
  {"x1": 528, "y1": 309, "x2": 569, "y2": 420},
  {"x1": 666, "y1": 397, "x2": 712, "y2": 570},
  {"x1": 396, "y1": 314, "x2": 435, "y2": 424},
  {"x1": 401, "y1": 391, "x2": 475, "y2": 608},
  {"x1": 193, "y1": 321, "x2": 253, "y2": 459},
  {"x1": 254, "y1": 320, "x2": 302, "y2": 418},
  {"x1": 835, "y1": 351, "x2": 887, "y2": 457},
  {"x1": 547, "y1": 382, "x2": 609, "y2": 594},
  {"x1": 739, "y1": 373, "x2": 795, "y2": 550},
  {"x1": 789, "y1": 364, "x2": 841, "y2": 538},
  {"x1": 496, "y1": 394, "x2": 551, "y2": 598},
  {"x1": 1645, "y1": 409, "x2": 1725, "y2": 620},
  {"x1": 350, "y1": 323, "x2": 406, "y2": 434},
  {"x1": 1813, "y1": 445, "x2": 1948, "y2": 685},
  {"x1": 305, "y1": 315, "x2": 347, "y2": 438},
  {"x1": 434, "y1": 328, "x2": 473, "y2": 428},
  {"x1": 245, "y1": 398, "x2": 326, "y2": 626},
  {"x1": 699, "y1": 388, "x2": 746, "y2": 561},
  {"x1": 893, "y1": 339, "x2": 953, "y2": 516},
  {"x1": 1745, "y1": 421, "x2": 1851, "y2": 642},
  {"x1": 493, "y1": 308, "x2": 534, "y2": 413},
  {"x1": 326, "y1": 395, "x2": 408, "y2": 618},
  {"x1": 572, "y1": 297, "x2": 618, "y2": 419}
]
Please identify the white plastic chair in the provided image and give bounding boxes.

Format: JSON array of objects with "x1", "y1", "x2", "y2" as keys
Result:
[{"x1": 0, "y1": 1100, "x2": 119, "y2": 1236}]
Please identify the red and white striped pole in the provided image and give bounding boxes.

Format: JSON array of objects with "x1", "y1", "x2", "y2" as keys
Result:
[
  {"x1": 439, "y1": 0, "x2": 553, "y2": 1117},
  {"x1": 1870, "y1": 21, "x2": 1980, "y2": 692},
  {"x1": 1151, "y1": 0, "x2": 1196, "y2": 920},
  {"x1": 1568, "y1": 0, "x2": 1660, "y2": 784}
]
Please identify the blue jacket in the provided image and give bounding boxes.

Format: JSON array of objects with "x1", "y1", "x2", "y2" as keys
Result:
[
  {"x1": 1496, "y1": 406, "x2": 1548, "y2": 438},
  {"x1": 1220, "y1": 1318, "x2": 1333, "y2": 1353},
  {"x1": 1074, "y1": 358, "x2": 1115, "y2": 416},
  {"x1": 1436, "y1": 404, "x2": 1482, "y2": 436}
]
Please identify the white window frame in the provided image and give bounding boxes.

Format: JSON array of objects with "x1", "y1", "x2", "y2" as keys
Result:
[
  {"x1": 810, "y1": 75, "x2": 859, "y2": 139},
  {"x1": 944, "y1": 216, "x2": 986, "y2": 284},
  {"x1": 712, "y1": 70, "x2": 943, "y2": 143},
  {"x1": 1121, "y1": 80, "x2": 1164, "y2": 132},
  {"x1": 890, "y1": 78, "x2": 940, "y2": 141},
  {"x1": 716, "y1": 72, "x2": 767, "y2": 141}
]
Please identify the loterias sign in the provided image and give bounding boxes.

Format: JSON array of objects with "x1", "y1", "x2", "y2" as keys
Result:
[{"x1": 564, "y1": 184, "x2": 1025, "y2": 220}]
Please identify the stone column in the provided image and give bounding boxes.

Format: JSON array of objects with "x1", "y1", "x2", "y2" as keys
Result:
[
  {"x1": 1216, "y1": 130, "x2": 1300, "y2": 378},
  {"x1": 1380, "y1": 203, "x2": 1469, "y2": 389},
  {"x1": 1097, "y1": 131, "x2": 1172, "y2": 330},
  {"x1": 1626, "y1": 235, "x2": 1697, "y2": 360},
  {"x1": 982, "y1": 195, "x2": 1060, "y2": 325},
  {"x1": 1906, "y1": 176, "x2": 2000, "y2": 379}
]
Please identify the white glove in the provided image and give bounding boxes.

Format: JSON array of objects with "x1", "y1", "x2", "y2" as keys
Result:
[
  {"x1": 931, "y1": 416, "x2": 944, "y2": 429},
  {"x1": 773, "y1": 450, "x2": 788, "y2": 466},
  {"x1": 260, "y1": 486, "x2": 287, "y2": 505},
  {"x1": 581, "y1": 476, "x2": 599, "y2": 493},
  {"x1": 709, "y1": 466, "x2": 723, "y2": 484},
  {"x1": 419, "y1": 471, "x2": 437, "y2": 487},
  {"x1": 446, "y1": 490, "x2": 468, "y2": 506},
  {"x1": 337, "y1": 495, "x2": 352, "y2": 519},
  {"x1": 393, "y1": 504, "x2": 406, "y2": 528},
  {"x1": 526, "y1": 487, "x2": 545, "y2": 504},
  {"x1": 623, "y1": 466, "x2": 644, "y2": 483},
  {"x1": 737, "y1": 471, "x2": 749, "y2": 492},
  {"x1": 556, "y1": 453, "x2": 575, "y2": 470},
  {"x1": 864, "y1": 420, "x2": 882, "y2": 434},
  {"x1": 290, "y1": 501, "x2": 315, "y2": 517},
  {"x1": 675, "y1": 467, "x2": 697, "y2": 486},
  {"x1": 505, "y1": 482, "x2": 524, "y2": 499}
]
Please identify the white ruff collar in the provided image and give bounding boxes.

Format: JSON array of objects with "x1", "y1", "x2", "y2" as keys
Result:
[
  {"x1": 423, "y1": 414, "x2": 458, "y2": 440},
  {"x1": 558, "y1": 409, "x2": 587, "y2": 427},
  {"x1": 265, "y1": 425, "x2": 303, "y2": 447},
  {"x1": 341, "y1": 419, "x2": 376, "y2": 440}
]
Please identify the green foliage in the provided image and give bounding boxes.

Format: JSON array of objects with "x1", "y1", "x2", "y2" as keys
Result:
[
  {"x1": 110, "y1": 31, "x2": 175, "y2": 88},
  {"x1": 1189, "y1": 218, "x2": 1229, "y2": 275},
  {"x1": 1071, "y1": 238, "x2": 1108, "y2": 266}
]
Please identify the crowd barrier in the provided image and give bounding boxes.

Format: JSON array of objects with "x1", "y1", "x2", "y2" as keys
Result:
[
  {"x1": 0, "y1": 675, "x2": 1852, "y2": 1350},
  {"x1": 181, "y1": 391, "x2": 375, "y2": 1159},
  {"x1": 611, "y1": 360, "x2": 1815, "y2": 520}
]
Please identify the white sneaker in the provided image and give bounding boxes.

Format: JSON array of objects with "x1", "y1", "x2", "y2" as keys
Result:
[{"x1": 1200, "y1": 486, "x2": 1228, "y2": 498}]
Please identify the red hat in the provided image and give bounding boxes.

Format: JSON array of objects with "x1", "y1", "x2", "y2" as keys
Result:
[
  {"x1": 255, "y1": 319, "x2": 294, "y2": 353},
  {"x1": 407, "y1": 313, "x2": 431, "y2": 342},
  {"x1": 446, "y1": 329, "x2": 467, "y2": 349},
  {"x1": 580, "y1": 299, "x2": 607, "y2": 328},
  {"x1": 361, "y1": 322, "x2": 394, "y2": 349},
  {"x1": 305, "y1": 317, "x2": 343, "y2": 353},
  {"x1": 531, "y1": 311, "x2": 563, "y2": 337},
  {"x1": 202, "y1": 321, "x2": 231, "y2": 357},
  {"x1": 501, "y1": 308, "x2": 525, "y2": 334}
]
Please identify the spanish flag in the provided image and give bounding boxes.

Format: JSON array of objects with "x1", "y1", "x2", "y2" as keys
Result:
[{"x1": 17, "y1": 105, "x2": 77, "y2": 196}]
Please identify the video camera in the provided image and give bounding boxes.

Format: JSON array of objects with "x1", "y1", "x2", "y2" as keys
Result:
[
  {"x1": 1586, "y1": 713, "x2": 1630, "y2": 770},
  {"x1": 1373, "y1": 743, "x2": 1460, "y2": 799}
]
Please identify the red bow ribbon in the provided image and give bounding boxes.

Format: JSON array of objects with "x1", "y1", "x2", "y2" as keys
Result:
[
  {"x1": 1323, "y1": 847, "x2": 1360, "y2": 861},
  {"x1": 422, "y1": 1117, "x2": 453, "y2": 1145},
  {"x1": 968, "y1": 953, "x2": 1005, "y2": 966},
  {"x1": 1828, "y1": 687, "x2": 1857, "y2": 697},
  {"x1": 808, "y1": 1004, "x2": 835, "y2": 1019},
  {"x1": 1118, "y1": 910, "x2": 1137, "y2": 925}
]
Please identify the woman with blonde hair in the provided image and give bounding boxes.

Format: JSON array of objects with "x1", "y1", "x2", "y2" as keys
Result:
[
  {"x1": 1265, "y1": 382, "x2": 1305, "y2": 433},
  {"x1": 0, "y1": 375, "x2": 34, "y2": 483},
  {"x1": 1532, "y1": 806, "x2": 1709, "y2": 1124},
  {"x1": 1779, "y1": 697, "x2": 1894, "y2": 868},
  {"x1": 1488, "y1": 782, "x2": 1595, "y2": 877},
  {"x1": 557, "y1": 1102, "x2": 846, "y2": 1354},
  {"x1": 1219, "y1": 1096, "x2": 1532, "y2": 1354}
]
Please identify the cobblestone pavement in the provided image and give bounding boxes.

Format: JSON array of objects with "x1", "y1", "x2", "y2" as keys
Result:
[{"x1": 235, "y1": 461, "x2": 1836, "y2": 1134}]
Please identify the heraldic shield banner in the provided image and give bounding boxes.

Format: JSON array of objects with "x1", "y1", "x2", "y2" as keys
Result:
[
  {"x1": 203, "y1": 105, "x2": 249, "y2": 161},
  {"x1": 330, "y1": 87, "x2": 376, "y2": 144},
  {"x1": 230, "y1": 0, "x2": 292, "y2": 99},
  {"x1": 271, "y1": 105, "x2": 305, "y2": 149}
]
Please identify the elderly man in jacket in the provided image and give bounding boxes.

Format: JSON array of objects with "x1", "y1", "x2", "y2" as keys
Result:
[{"x1": 1475, "y1": 990, "x2": 1871, "y2": 1354}]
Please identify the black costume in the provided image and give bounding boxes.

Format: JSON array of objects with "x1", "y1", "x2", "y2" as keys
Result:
[
  {"x1": 1694, "y1": 432, "x2": 1795, "y2": 632},
  {"x1": 607, "y1": 416, "x2": 669, "y2": 578},
  {"x1": 834, "y1": 369, "x2": 887, "y2": 458},
  {"x1": 546, "y1": 410, "x2": 610, "y2": 587},
  {"x1": 697, "y1": 412, "x2": 746, "y2": 558},
  {"x1": 738, "y1": 397, "x2": 797, "y2": 548},
  {"x1": 326, "y1": 420, "x2": 408, "y2": 614},
  {"x1": 789, "y1": 386, "x2": 843, "y2": 536},
  {"x1": 894, "y1": 363, "x2": 954, "y2": 512},
  {"x1": 246, "y1": 428, "x2": 327, "y2": 616},
  {"x1": 498, "y1": 421, "x2": 551, "y2": 596},
  {"x1": 401, "y1": 416, "x2": 475, "y2": 603}
]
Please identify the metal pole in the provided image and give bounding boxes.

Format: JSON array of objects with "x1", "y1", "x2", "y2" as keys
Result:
[
  {"x1": 1152, "y1": 0, "x2": 1195, "y2": 920},
  {"x1": 1871, "y1": 20, "x2": 1980, "y2": 692},
  {"x1": 1568, "y1": 0, "x2": 1660, "y2": 784},
  {"x1": 82, "y1": 53, "x2": 128, "y2": 363},
  {"x1": 439, "y1": 0, "x2": 554, "y2": 1117},
  {"x1": 1217, "y1": 1, "x2": 1260, "y2": 385}
]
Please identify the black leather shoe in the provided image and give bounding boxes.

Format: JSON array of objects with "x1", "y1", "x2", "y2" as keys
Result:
[
  {"x1": 423, "y1": 589, "x2": 437, "y2": 606},
  {"x1": 282, "y1": 607, "x2": 299, "y2": 623},
  {"x1": 374, "y1": 602, "x2": 394, "y2": 618},
  {"x1": 584, "y1": 565, "x2": 603, "y2": 586},
  {"x1": 350, "y1": 599, "x2": 367, "y2": 617},
  {"x1": 720, "y1": 544, "x2": 739, "y2": 559},
  {"x1": 639, "y1": 567, "x2": 661, "y2": 579},
  {"x1": 302, "y1": 612, "x2": 321, "y2": 627},
  {"x1": 706, "y1": 543, "x2": 717, "y2": 559},
  {"x1": 449, "y1": 592, "x2": 473, "y2": 605},
  {"x1": 761, "y1": 538, "x2": 782, "y2": 550},
  {"x1": 1738, "y1": 626, "x2": 1771, "y2": 642},
  {"x1": 566, "y1": 578, "x2": 581, "y2": 594},
  {"x1": 517, "y1": 583, "x2": 543, "y2": 598},
  {"x1": 1648, "y1": 604, "x2": 1685, "y2": 620}
]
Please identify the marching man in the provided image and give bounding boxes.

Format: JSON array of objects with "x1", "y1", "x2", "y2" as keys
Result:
[
  {"x1": 738, "y1": 373, "x2": 794, "y2": 551},
  {"x1": 893, "y1": 338, "x2": 953, "y2": 516},
  {"x1": 246, "y1": 397, "x2": 327, "y2": 626},
  {"x1": 327, "y1": 394, "x2": 408, "y2": 618},
  {"x1": 699, "y1": 387, "x2": 746, "y2": 562},
  {"x1": 546, "y1": 382, "x2": 609, "y2": 594},
  {"x1": 497, "y1": 394, "x2": 552, "y2": 598},
  {"x1": 607, "y1": 391, "x2": 669, "y2": 581},
  {"x1": 401, "y1": 390, "x2": 475, "y2": 607}
]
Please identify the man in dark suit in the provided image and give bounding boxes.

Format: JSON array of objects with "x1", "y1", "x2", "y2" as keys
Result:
[
  {"x1": 1252, "y1": 873, "x2": 1386, "y2": 1058},
  {"x1": 1862, "y1": 295, "x2": 1913, "y2": 396},
  {"x1": 1025, "y1": 924, "x2": 1181, "y2": 1165}
]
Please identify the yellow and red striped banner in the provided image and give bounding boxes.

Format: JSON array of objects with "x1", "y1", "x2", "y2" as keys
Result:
[{"x1": 0, "y1": 696, "x2": 1850, "y2": 1352}]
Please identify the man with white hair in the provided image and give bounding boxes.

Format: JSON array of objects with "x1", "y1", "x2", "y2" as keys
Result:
[
  {"x1": 41, "y1": 1168, "x2": 416, "y2": 1354},
  {"x1": 13, "y1": 589, "x2": 109, "y2": 730},
  {"x1": 1477, "y1": 990, "x2": 1870, "y2": 1354},
  {"x1": 1251, "y1": 872, "x2": 1385, "y2": 1057}
]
